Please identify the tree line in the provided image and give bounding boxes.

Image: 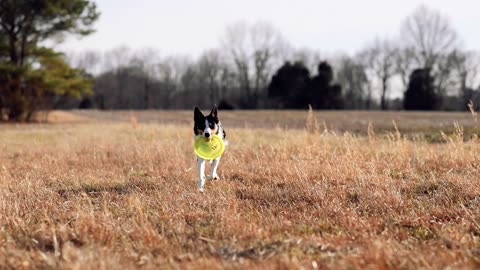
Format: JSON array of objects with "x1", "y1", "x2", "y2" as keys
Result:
[
  {"x1": 1, "y1": 3, "x2": 479, "y2": 121},
  {"x1": 68, "y1": 5, "x2": 477, "y2": 112}
]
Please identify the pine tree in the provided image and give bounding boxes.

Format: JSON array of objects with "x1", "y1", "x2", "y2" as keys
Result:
[
  {"x1": 404, "y1": 68, "x2": 437, "y2": 110},
  {"x1": 268, "y1": 61, "x2": 310, "y2": 108},
  {"x1": 0, "y1": 0, "x2": 99, "y2": 121}
]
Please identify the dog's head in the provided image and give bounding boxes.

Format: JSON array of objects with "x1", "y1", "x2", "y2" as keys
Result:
[{"x1": 194, "y1": 106, "x2": 219, "y2": 140}]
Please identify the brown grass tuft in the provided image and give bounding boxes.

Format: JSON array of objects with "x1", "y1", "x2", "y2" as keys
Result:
[
  {"x1": 306, "y1": 105, "x2": 320, "y2": 134},
  {"x1": 468, "y1": 99, "x2": 478, "y2": 124}
]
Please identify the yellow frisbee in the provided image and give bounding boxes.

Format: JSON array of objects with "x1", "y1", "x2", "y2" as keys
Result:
[{"x1": 193, "y1": 134, "x2": 225, "y2": 160}]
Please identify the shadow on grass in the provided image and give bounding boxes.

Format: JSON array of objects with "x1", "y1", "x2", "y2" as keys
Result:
[
  {"x1": 57, "y1": 179, "x2": 158, "y2": 199},
  {"x1": 235, "y1": 187, "x2": 319, "y2": 208},
  {"x1": 217, "y1": 239, "x2": 338, "y2": 261}
]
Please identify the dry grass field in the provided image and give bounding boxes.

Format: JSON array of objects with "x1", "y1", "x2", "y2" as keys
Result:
[{"x1": 0, "y1": 110, "x2": 480, "y2": 269}]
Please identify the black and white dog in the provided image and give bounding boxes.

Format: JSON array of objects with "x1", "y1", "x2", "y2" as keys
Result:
[{"x1": 194, "y1": 106, "x2": 226, "y2": 192}]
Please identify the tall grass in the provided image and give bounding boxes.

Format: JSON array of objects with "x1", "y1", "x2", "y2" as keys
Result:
[
  {"x1": 468, "y1": 99, "x2": 478, "y2": 125},
  {"x1": 0, "y1": 115, "x2": 479, "y2": 269},
  {"x1": 306, "y1": 105, "x2": 320, "y2": 134}
]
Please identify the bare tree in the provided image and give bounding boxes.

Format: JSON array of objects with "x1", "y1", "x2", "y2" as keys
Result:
[
  {"x1": 399, "y1": 5, "x2": 462, "y2": 105},
  {"x1": 66, "y1": 50, "x2": 103, "y2": 75},
  {"x1": 359, "y1": 38, "x2": 397, "y2": 110},
  {"x1": 395, "y1": 47, "x2": 417, "y2": 87},
  {"x1": 102, "y1": 46, "x2": 134, "y2": 71},
  {"x1": 401, "y1": 5, "x2": 459, "y2": 69},
  {"x1": 129, "y1": 48, "x2": 162, "y2": 109},
  {"x1": 448, "y1": 50, "x2": 480, "y2": 109},
  {"x1": 335, "y1": 56, "x2": 369, "y2": 109},
  {"x1": 197, "y1": 49, "x2": 225, "y2": 102},
  {"x1": 221, "y1": 21, "x2": 289, "y2": 108},
  {"x1": 157, "y1": 55, "x2": 192, "y2": 108},
  {"x1": 449, "y1": 50, "x2": 479, "y2": 93}
]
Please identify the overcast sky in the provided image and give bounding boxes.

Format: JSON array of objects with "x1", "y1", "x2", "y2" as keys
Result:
[{"x1": 59, "y1": 0, "x2": 480, "y2": 57}]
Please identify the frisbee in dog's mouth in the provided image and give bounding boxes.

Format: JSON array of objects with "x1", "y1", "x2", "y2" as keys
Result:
[{"x1": 193, "y1": 134, "x2": 225, "y2": 160}]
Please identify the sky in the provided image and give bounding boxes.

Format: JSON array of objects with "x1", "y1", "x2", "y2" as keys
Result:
[{"x1": 58, "y1": 0, "x2": 480, "y2": 57}]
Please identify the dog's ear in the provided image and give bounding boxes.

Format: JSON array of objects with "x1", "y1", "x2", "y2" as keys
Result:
[
  {"x1": 210, "y1": 105, "x2": 218, "y2": 122},
  {"x1": 194, "y1": 107, "x2": 204, "y2": 121}
]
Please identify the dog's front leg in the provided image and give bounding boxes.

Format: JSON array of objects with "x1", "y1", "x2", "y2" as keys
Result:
[
  {"x1": 208, "y1": 156, "x2": 221, "y2": 181},
  {"x1": 197, "y1": 157, "x2": 206, "y2": 192}
]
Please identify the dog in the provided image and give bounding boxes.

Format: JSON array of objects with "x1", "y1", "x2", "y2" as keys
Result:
[{"x1": 194, "y1": 105, "x2": 226, "y2": 192}]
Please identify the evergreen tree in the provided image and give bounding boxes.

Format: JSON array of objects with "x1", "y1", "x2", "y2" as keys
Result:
[
  {"x1": 0, "y1": 0, "x2": 99, "y2": 121},
  {"x1": 404, "y1": 68, "x2": 437, "y2": 110},
  {"x1": 307, "y1": 61, "x2": 343, "y2": 109},
  {"x1": 268, "y1": 61, "x2": 310, "y2": 108}
]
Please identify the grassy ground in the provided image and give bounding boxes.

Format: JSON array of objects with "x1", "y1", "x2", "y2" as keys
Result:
[
  {"x1": 42, "y1": 109, "x2": 477, "y2": 130},
  {"x1": 0, "y1": 110, "x2": 479, "y2": 269},
  {"x1": 66, "y1": 109, "x2": 480, "y2": 142}
]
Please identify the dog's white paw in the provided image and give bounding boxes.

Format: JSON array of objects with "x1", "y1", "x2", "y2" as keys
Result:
[
  {"x1": 207, "y1": 173, "x2": 220, "y2": 181},
  {"x1": 198, "y1": 176, "x2": 206, "y2": 192},
  {"x1": 199, "y1": 187, "x2": 204, "y2": 193}
]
